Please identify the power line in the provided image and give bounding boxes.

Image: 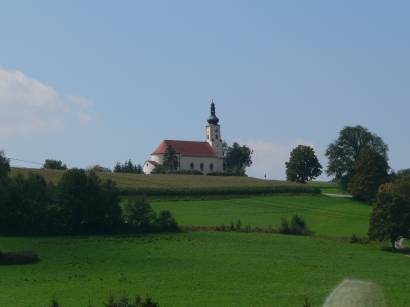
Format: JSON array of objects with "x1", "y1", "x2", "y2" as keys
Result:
[{"x1": 9, "y1": 157, "x2": 43, "y2": 166}]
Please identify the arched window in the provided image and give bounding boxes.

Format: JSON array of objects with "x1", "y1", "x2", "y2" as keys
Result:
[
  {"x1": 200, "y1": 163, "x2": 204, "y2": 171},
  {"x1": 190, "y1": 162, "x2": 195, "y2": 170},
  {"x1": 209, "y1": 163, "x2": 214, "y2": 171}
]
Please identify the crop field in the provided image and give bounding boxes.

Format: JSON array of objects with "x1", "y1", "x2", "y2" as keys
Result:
[
  {"x1": 1, "y1": 232, "x2": 409, "y2": 307},
  {"x1": 152, "y1": 195, "x2": 370, "y2": 237},
  {"x1": 10, "y1": 167, "x2": 320, "y2": 197}
]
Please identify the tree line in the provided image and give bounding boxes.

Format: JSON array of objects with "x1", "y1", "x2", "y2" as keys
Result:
[
  {"x1": 0, "y1": 151, "x2": 178, "y2": 236},
  {"x1": 284, "y1": 125, "x2": 410, "y2": 249}
]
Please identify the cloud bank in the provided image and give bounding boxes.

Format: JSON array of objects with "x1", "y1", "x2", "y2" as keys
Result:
[
  {"x1": 240, "y1": 139, "x2": 325, "y2": 180},
  {"x1": 0, "y1": 69, "x2": 94, "y2": 137}
]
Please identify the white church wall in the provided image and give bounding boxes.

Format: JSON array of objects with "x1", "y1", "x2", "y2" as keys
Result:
[{"x1": 179, "y1": 156, "x2": 221, "y2": 174}]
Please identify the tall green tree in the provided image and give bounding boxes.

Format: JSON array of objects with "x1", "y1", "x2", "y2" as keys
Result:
[
  {"x1": 114, "y1": 159, "x2": 143, "y2": 174},
  {"x1": 349, "y1": 148, "x2": 389, "y2": 202},
  {"x1": 326, "y1": 125, "x2": 388, "y2": 190},
  {"x1": 286, "y1": 145, "x2": 322, "y2": 183},
  {"x1": 224, "y1": 142, "x2": 253, "y2": 175},
  {"x1": 368, "y1": 180, "x2": 410, "y2": 249},
  {"x1": 162, "y1": 145, "x2": 179, "y2": 171},
  {"x1": 57, "y1": 169, "x2": 122, "y2": 234}
]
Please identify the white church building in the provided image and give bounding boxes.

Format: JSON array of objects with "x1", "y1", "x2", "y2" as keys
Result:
[{"x1": 143, "y1": 101, "x2": 224, "y2": 174}]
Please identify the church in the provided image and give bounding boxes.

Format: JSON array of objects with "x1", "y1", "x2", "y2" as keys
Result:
[{"x1": 143, "y1": 101, "x2": 224, "y2": 174}]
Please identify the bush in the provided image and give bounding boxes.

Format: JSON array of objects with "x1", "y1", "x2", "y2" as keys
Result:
[
  {"x1": 278, "y1": 215, "x2": 311, "y2": 235},
  {"x1": 157, "y1": 210, "x2": 179, "y2": 231},
  {"x1": 350, "y1": 234, "x2": 369, "y2": 244},
  {"x1": 123, "y1": 197, "x2": 157, "y2": 232},
  {"x1": 0, "y1": 250, "x2": 39, "y2": 265},
  {"x1": 43, "y1": 159, "x2": 67, "y2": 170},
  {"x1": 104, "y1": 294, "x2": 159, "y2": 307},
  {"x1": 122, "y1": 198, "x2": 179, "y2": 233},
  {"x1": 114, "y1": 160, "x2": 143, "y2": 174}
]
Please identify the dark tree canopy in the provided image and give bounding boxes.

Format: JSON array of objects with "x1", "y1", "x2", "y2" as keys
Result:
[
  {"x1": 57, "y1": 169, "x2": 122, "y2": 234},
  {"x1": 114, "y1": 159, "x2": 143, "y2": 174},
  {"x1": 224, "y1": 142, "x2": 253, "y2": 175},
  {"x1": 348, "y1": 148, "x2": 389, "y2": 202},
  {"x1": 43, "y1": 159, "x2": 67, "y2": 170},
  {"x1": 368, "y1": 180, "x2": 410, "y2": 249},
  {"x1": 0, "y1": 150, "x2": 10, "y2": 181},
  {"x1": 286, "y1": 145, "x2": 322, "y2": 183},
  {"x1": 326, "y1": 125, "x2": 388, "y2": 189},
  {"x1": 162, "y1": 145, "x2": 179, "y2": 171}
]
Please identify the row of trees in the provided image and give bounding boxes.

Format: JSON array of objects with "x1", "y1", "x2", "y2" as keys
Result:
[
  {"x1": 285, "y1": 126, "x2": 393, "y2": 202},
  {"x1": 0, "y1": 151, "x2": 177, "y2": 235},
  {"x1": 43, "y1": 158, "x2": 143, "y2": 174}
]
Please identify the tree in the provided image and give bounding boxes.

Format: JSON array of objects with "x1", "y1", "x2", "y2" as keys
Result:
[
  {"x1": 122, "y1": 197, "x2": 157, "y2": 231},
  {"x1": 0, "y1": 150, "x2": 10, "y2": 180},
  {"x1": 368, "y1": 180, "x2": 410, "y2": 249},
  {"x1": 114, "y1": 159, "x2": 143, "y2": 174},
  {"x1": 224, "y1": 142, "x2": 253, "y2": 175},
  {"x1": 348, "y1": 148, "x2": 389, "y2": 202},
  {"x1": 285, "y1": 145, "x2": 322, "y2": 183},
  {"x1": 43, "y1": 159, "x2": 67, "y2": 170},
  {"x1": 326, "y1": 126, "x2": 388, "y2": 190},
  {"x1": 57, "y1": 169, "x2": 122, "y2": 234},
  {"x1": 162, "y1": 145, "x2": 179, "y2": 171}
]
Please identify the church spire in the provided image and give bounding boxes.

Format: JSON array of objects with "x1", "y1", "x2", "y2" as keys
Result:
[{"x1": 207, "y1": 99, "x2": 219, "y2": 125}]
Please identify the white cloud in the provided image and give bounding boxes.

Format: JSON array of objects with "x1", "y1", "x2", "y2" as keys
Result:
[
  {"x1": 239, "y1": 139, "x2": 324, "y2": 180},
  {"x1": 67, "y1": 94, "x2": 95, "y2": 123},
  {"x1": 0, "y1": 69, "x2": 95, "y2": 136}
]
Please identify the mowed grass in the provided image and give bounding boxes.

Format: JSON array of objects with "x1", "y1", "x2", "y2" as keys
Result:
[
  {"x1": 0, "y1": 232, "x2": 409, "y2": 307},
  {"x1": 152, "y1": 195, "x2": 371, "y2": 237},
  {"x1": 11, "y1": 167, "x2": 300, "y2": 190}
]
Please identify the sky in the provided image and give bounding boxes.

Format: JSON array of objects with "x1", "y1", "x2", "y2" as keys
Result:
[{"x1": 1, "y1": 1, "x2": 409, "y2": 179}]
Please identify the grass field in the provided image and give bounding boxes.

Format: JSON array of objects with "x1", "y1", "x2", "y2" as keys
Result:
[
  {"x1": 152, "y1": 195, "x2": 370, "y2": 237},
  {"x1": 0, "y1": 232, "x2": 409, "y2": 307},
  {"x1": 10, "y1": 167, "x2": 341, "y2": 195}
]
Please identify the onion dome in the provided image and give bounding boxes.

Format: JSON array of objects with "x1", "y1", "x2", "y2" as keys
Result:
[{"x1": 207, "y1": 99, "x2": 219, "y2": 125}]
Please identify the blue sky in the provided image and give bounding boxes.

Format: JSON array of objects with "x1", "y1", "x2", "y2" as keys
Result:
[{"x1": 1, "y1": 1, "x2": 409, "y2": 179}]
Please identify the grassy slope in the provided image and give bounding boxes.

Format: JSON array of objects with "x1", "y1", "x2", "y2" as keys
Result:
[
  {"x1": 11, "y1": 168, "x2": 324, "y2": 194},
  {"x1": 0, "y1": 233, "x2": 409, "y2": 307},
  {"x1": 10, "y1": 167, "x2": 293, "y2": 189},
  {"x1": 152, "y1": 195, "x2": 371, "y2": 237}
]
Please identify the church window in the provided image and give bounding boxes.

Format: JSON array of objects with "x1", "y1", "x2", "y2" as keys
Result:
[
  {"x1": 200, "y1": 163, "x2": 204, "y2": 171},
  {"x1": 190, "y1": 162, "x2": 195, "y2": 170},
  {"x1": 209, "y1": 163, "x2": 214, "y2": 171}
]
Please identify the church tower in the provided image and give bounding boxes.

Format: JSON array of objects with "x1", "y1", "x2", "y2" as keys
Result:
[{"x1": 206, "y1": 100, "x2": 223, "y2": 160}]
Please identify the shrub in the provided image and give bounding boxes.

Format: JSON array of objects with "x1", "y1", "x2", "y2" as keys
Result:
[
  {"x1": 0, "y1": 250, "x2": 39, "y2": 265},
  {"x1": 157, "y1": 210, "x2": 179, "y2": 232},
  {"x1": 43, "y1": 159, "x2": 67, "y2": 170},
  {"x1": 278, "y1": 218, "x2": 291, "y2": 234},
  {"x1": 104, "y1": 294, "x2": 159, "y2": 307},
  {"x1": 278, "y1": 215, "x2": 311, "y2": 235},
  {"x1": 123, "y1": 197, "x2": 157, "y2": 232},
  {"x1": 350, "y1": 234, "x2": 369, "y2": 244}
]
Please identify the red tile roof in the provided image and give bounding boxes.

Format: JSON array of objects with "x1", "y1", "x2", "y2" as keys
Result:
[{"x1": 152, "y1": 140, "x2": 217, "y2": 158}]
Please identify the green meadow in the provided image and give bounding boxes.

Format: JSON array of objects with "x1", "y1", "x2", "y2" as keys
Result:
[
  {"x1": 1, "y1": 194, "x2": 409, "y2": 306},
  {"x1": 152, "y1": 195, "x2": 370, "y2": 237},
  {"x1": 0, "y1": 232, "x2": 409, "y2": 307}
]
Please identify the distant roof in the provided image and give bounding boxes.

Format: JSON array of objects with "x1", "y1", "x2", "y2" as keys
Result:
[
  {"x1": 146, "y1": 160, "x2": 159, "y2": 166},
  {"x1": 152, "y1": 140, "x2": 217, "y2": 158}
]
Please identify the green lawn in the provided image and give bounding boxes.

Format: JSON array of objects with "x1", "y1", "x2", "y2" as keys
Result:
[
  {"x1": 152, "y1": 195, "x2": 371, "y2": 237},
  {"x1": 0, "y1": 232, "x2": 409, "y2": 307}
]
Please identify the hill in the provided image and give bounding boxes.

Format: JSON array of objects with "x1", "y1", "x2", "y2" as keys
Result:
[{"x1": 10, "y1": 167, "x2": 320, "y2": 197}]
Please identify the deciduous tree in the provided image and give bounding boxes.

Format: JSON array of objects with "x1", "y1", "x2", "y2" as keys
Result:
[{"x1": 285, "y1": 145, "x2": 322, "y2": 183}]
